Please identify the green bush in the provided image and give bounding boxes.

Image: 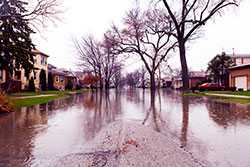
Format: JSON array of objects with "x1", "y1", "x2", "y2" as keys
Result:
[
  {"x1": 66, "y1": 79, "x2": 73, "y2": 90},
  {"x1": 28, "y1": 77, "x2": 35, "y2": 91},
  {"x1": 39, "y1": 69, "x2": 47, "y2": 91},
  {"x1": 0, "y1": 92, "x2": 13, "y2": 113}
]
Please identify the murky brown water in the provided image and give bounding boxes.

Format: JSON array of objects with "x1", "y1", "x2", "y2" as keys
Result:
[{"x1": 1, "y1": 90, "x2": 250, "y2": 167}]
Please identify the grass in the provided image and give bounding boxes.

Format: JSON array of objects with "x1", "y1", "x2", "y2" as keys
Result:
[
  {"x1": 184, "y1": 91, "x2": 250, "y2": 104},
  {"x1": 8, "y1": 89, "x2": 87, "y2": 108},
  {"x1": 205, "y1": 91, "x2": 250, "y2": 96},
  {"x1": 10, "y1": 95, "x2": 64, "y2": 108},
  {"x1": 9, "y1": 89, "x2": 87, "y2": 97},
  {"x1": 185, "y1": 91, "x2": 250, "y2": 97}
]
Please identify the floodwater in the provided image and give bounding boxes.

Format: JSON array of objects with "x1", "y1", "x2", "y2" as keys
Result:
[{"x1": 1, "y1": 89, "x2": 250, "y2": 167}]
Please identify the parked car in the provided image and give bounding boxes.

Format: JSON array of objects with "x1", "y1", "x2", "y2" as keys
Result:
[{"x1": 198, "y1": 83, "x2": 225, "y2": 91}]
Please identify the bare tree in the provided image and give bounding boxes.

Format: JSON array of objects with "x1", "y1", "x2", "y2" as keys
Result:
[
  {"x1": 0, "y1": 0, "x2": 62, "y2": 30},
  {"x1": 110, "y1": 8, "x2": 177, "y2": 91},
  {"x1": 74, "y1": 34, "x2": 122, "y2": 90},
  {"x1": 102, "y1": 34, "x2": 120, "y2": 90},
  {"x1": 74, "y1": 36, "x2": 104, "y2": 88},
  {"x1": 112, "y1": 63, "x2": 123, "y2": 89},
  {"x1": 25, "y1": 0, "x2": 62, "y2": 29},
  {"x1": 126, "y1": 70, "x2": 141, "y2": 88},
  {"x1": 139, "y1": 67, "x2": 147, "y2": 88},
  {"x1": 159, "y1": 0, "x2": 239, "y2": 91}
]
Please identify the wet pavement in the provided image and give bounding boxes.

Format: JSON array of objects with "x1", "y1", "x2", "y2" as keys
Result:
[
  {"x1": 1, "y1": 90, "x2": 250, "y2": 166},
  {"x1": 54, "y1": 121, "x2": 203, "y2": 167}
]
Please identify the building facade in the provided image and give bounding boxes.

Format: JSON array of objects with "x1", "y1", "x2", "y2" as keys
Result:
[
  {"x1": 20, "y1": 49, "x2": 49, "y2": 90},
  {"x1": 229, "y1": 64, "x2": 250, "y2": 91},
  {"x1": 0, "y1": 49, "x2": 49, "y2": 91},
  {"x1": 48, "y1": 67, "x2": 78, "y2": 90},
  {"x1": 173, "y1": 71, "x2": 207, "y2": 89},
  {"x1": 228, "y1": 54, "x2": 250, "y2": 66},
  {"x1": 0, "y1": 70, "x2": 6, "y2": 84}
]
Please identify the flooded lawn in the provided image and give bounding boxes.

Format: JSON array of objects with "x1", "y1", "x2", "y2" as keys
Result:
[{"x1": 1, "y1": 90, "x2": 250, "y2": 167}]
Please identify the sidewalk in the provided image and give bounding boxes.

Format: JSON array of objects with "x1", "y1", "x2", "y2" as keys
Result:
[{"x1": 11, "y1": 94, "x2": 57, "y2": 99}]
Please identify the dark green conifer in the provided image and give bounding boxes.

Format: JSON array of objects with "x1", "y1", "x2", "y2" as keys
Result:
[{"x1": 0, "y1": 0, "x2": 35, "y2": 78}]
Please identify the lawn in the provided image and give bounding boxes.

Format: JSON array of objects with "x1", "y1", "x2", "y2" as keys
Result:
[
  {"x1": 8, "y1": 89, "x2": 87, "y2": 108},
  {"x1": 205, "y1": 91, "x2": 250, "y2": 96},
  {"x1": 184, "y1": 91, "x2": 250, "y2": 104},
  {"x1": 10, "y1": 95, "x2": 64, "y2": 108},
  {"x1": 9, "y1": 89, "x2": 86, "y2": 97},
  {"x1": 185, "y1": 91, "x2": 250, "y2": 97}
]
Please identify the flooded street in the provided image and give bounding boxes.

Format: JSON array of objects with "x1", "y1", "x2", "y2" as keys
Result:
[{"x1": 1, "y1": 90, "x2": 250, "y2": 167}]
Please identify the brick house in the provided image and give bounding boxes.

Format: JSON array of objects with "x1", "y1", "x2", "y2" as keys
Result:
[
  {"x1": 173, "y1": 71, "x2": 207, "y2": 89},
  {"x1": 229, "y1": 64, "x2": 250, "y2": 91}
]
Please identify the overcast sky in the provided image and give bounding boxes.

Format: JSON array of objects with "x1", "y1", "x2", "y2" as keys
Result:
[{"x1": 33, "y1": 0, "x2": 250, "y2": 72}]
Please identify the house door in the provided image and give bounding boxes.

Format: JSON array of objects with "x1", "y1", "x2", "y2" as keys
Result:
[{"x1": 235, "y1": 76, "x2": 247, "y2": 91}]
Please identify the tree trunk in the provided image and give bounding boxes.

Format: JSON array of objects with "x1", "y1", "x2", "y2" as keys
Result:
[
  {"x1": 181, "y1": 95, "x2": 189, "y2": 148},
  {"x1": 158, "y1": 67, "x2": 162, "y2": 88},
  {"x1": 179, "y1": 42, "x2": 189, "y2": 91},
  {"x1": 150, "y1": 72, "x2": 156, "y2": 93},
  {"x1": 99, "y1": 79, "x2": 103, "y2": 90},
  {"x1": 105, "y1": 79, "x2": 109, "y2": 90}
]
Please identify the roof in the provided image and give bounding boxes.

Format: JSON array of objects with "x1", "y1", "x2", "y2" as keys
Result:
[
  {"x1": 229, "y1": 63, "x2": 250, "y2": 70},
  {"x1": 49, "y1": 69, "x2": 66, "y2": 76},
  {"x1": 189, "y1": 71, "x2": 206, "y2": 77},
  {"x1": 227, "y1": 54, "x2": 250, "y2": 58},
  {"x1": 173, "y1": 71, "x2": 206, "y2": 81},
  {"x1": 32, "y1": 49, "x2": 49, "y2": 57},
  {"x1": 48, "y1": 64, "x2": 57, "y2": 70}
]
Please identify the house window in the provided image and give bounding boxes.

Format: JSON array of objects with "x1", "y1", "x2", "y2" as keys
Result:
[
  {"x1": 55, "y1": 76, "x2": 59, "y2": 82},
  {"x1": 41, "y1": 56, "x2": 47, "y2": 65},
  {"x1": 60, "y1": 76, "x2": 64, "y2": 83}
]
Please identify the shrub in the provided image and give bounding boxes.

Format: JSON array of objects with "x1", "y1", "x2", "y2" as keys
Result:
[
  {"x1": 28, "y1": 77, "x2": 35, "y2": 91},
  {"x1": 66, "y1": 79, "x2": 73, "y2": 90},
  {"x1": 0, "y1": 92, "x2": 13, "y2": 113},
  {"x1": 48, "y1": 72, "x2": 54, "y2": 90},
  {"x1": 39, "y1": 69, "x2": 47, "y2": 91},
  {"x1": 76, "y1": 84, "x2": 82, "y2": 90}
]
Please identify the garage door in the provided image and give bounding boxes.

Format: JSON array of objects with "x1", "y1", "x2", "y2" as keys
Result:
[{"x1": 235, "y1": 76, "x2": 247, "y2": 91}]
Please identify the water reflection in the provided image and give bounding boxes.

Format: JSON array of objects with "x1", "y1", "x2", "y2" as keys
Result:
[
  {"x1": 180, "y1": 96, "x2": 189, "y2": 148},
  {"x1": 0, "y1": 104, "x2": 49, "y2": 167},
  {"x1": 206, "y1": 99, "x2": 250, "y2": 127},
  {"x1": 82, "y1": 91, "x2": 122, "y2": 140},
  {"x1": 1, "y1": 90, "x2": 250, "y2": 167}
]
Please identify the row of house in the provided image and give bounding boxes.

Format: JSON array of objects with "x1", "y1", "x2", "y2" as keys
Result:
[
  {"x1": 165, "y1": 53, "x2": 250, "y2": 91},
  {"x1": 0, "y1": 49, "x2": 93, "y2": 92},
  {"x1": 170, "y1": 71, "x2": 207, "y2": 89}
]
